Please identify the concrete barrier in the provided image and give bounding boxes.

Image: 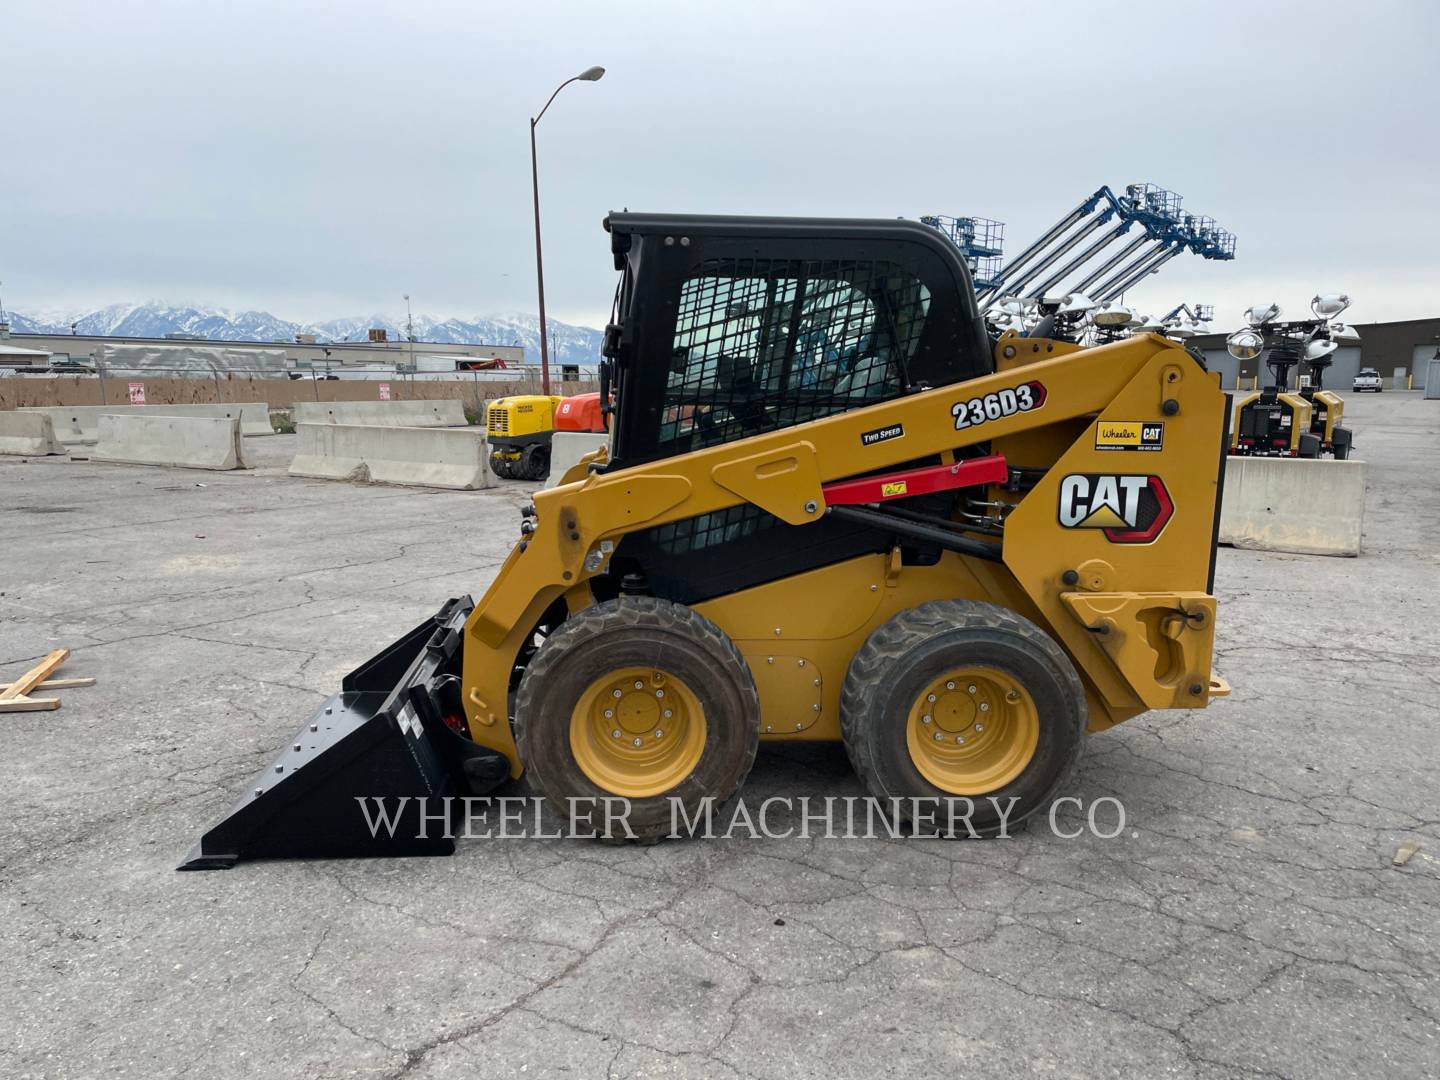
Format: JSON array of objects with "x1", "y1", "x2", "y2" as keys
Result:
[
  {"x1": 288, "y1": 423, "x2": 492, "y2": 490},
  {"x1": 20, "y1": 403, "x2": 273, "y2": 444},
  {"x1": 544, "y1": 432, "x2": 609, "y2": 488},
  {"x1": 1219, "y1": 456, "x2": 1366, "y2": 556},
  {"x1": 291, "y1": 400, "x2": 468, "y2": 428},
  {"x1": 91, "y1": 414, "x2": 251, "y2": 471},
  {"x1": 0, "y1": 411, "x2": 65, "y2": 455}
]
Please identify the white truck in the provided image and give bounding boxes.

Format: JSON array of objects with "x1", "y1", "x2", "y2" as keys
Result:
[{"x1": 1352, "y1": 367, "x2": 1382, "y2": 393}]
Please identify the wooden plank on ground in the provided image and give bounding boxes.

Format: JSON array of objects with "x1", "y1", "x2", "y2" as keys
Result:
[
  {"x1": 0, "y1": 677, "x2": 94, "y2": 691},
  {"x1": 0, "y1": 650, "x2": 69, "y2": 703},
  {"x1": 0, "y1": 696, "x2": 62, "y2": 713}
]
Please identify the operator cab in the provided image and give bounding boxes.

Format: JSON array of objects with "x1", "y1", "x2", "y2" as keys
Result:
[
  {"x1": 591, "y1": 213, "x2": 995, "y2": 604},
  {"x1": 600, "y1": 213, "x2": 993, "y2": 471}
]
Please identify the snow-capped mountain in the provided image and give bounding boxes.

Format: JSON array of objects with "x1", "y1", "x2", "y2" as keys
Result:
[{"x1": 5, "y1": 302, "x2": 605, "y2": 367}]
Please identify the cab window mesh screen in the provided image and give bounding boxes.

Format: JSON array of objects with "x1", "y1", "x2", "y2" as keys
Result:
[
  {"x1": 657, "y1": 258, "x2": 930, "y2": 457},
  {"x1": 648, "y1": 503, "x2": 772, "y2": 555}
]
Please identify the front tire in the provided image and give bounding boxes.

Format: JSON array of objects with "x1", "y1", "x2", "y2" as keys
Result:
[
  {"x1": 514, "y1": 598, "x2": 760, "y2": 840},
  {"x1": 840, "y1": 600, "x2": 1086, "y2": 835}
]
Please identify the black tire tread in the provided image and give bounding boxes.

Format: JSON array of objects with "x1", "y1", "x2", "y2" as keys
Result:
[
  {"x1": 513, "y1": 597, "x2": 760, "y2": 840},
  {"x1": 840, "y1": 599, "x2": 1087, "y2": 830}
]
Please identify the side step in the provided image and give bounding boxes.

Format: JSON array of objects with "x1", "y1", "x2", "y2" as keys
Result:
[{"x1": 179, "y1": 596, "x2": 506, "y2": 870}]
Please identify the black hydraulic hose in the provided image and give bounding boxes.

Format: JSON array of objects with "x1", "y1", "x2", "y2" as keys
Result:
[{"x1": 827, "y1": 505, "x2": 1004, "y2": 562}]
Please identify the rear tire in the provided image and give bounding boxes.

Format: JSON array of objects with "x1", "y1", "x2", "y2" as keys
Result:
[
  {"x1": 840, "y1": 600, "x2": 1086, "y2": 835},
  {"x1": 1331, "y1": 428, "x2": 1352, "y2": 460},
  {"x1": 522, "y1": 443, "x2": 550, "y2": 482},
  {"x1": 514, "y1": 598, "x2": 759, "y2": 840}
]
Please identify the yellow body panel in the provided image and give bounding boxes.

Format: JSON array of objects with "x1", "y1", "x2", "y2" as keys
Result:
[
  {"x1": 1311, "y1": 389, "x2": 1344, "y2": 443},
  {"x1": 461, "y1": 333, "x2": 1227, "y2": 775},
  {"x1": 691, "y1": 550, "x2": 1148, "y2": 739},
  {"x1": 1230, "y1": 390, "x2": 1313, "y2": 452},
  {"x1": 486, "y1": 395, "x2": 563, "y2": 440},
  {"x1": 555, "y1": 444, "x2": 609, "y2": 487}
]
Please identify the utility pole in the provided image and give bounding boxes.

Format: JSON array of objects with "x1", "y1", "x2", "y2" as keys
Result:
[
  {"x1": 529, "y1": 66, "x2": 606, "y2": 394},
  {"x1": 404, "y1": 293, "x2": 416, "y2": 388}
]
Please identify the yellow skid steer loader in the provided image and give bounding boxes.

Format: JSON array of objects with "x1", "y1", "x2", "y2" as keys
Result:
[{"x1": 182, "y1": 213, "x2": 1230, "y2": 868}]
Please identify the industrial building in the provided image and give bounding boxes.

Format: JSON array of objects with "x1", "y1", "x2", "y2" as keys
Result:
[
  {"x1": 0, "y1": 342, "x2": 55, "y2": 370},
  {"x1": 1194, "y1": 316, "x2": 1440, "y2": 390},
  {"x1": 1, "y1": 329, "x2": 526, "y2": 373}
]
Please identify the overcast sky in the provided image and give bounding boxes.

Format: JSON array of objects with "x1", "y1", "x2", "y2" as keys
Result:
[{"x1": 4, "y1": 0, "x2": 1437, "y2": 329}]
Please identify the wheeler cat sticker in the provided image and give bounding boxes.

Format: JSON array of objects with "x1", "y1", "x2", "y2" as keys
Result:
[
  {"x1": 1058, "y1": 474, "x2": 1173, "y2": 543},
  {"x1": 1094, "y1": 421, "x2": 1164, "y2": 452},
  {"x1": 951, "y1": 380, "x2": 1047, "y2": 431}
]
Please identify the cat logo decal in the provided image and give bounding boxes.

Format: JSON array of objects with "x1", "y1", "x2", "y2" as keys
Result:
[{"x1": 1057, "y1": 474, "x2": 1173, "y2": 543}]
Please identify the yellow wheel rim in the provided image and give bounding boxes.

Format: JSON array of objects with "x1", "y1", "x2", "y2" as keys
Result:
[
  {"x1": 905, "y1": 666, "x2": 1039, "y2": 795},
  {"x1": 569, "y1": 666, "x2": 707, "y2": 798}
]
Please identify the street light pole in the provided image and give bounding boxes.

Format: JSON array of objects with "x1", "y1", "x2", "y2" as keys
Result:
[
  {"x1": 529, "y1": 121, "x2": 550, "y2": 394},
  {"x1": 530, "y1": 65, "x2": 605, "y2": 395},
  {"x1": 403, "y1": 293, "x2": 416, "y2": 387}
]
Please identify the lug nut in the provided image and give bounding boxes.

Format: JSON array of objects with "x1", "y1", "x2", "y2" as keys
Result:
[
  {"x1": 975, "y1": 724, "x2": 984, "y2": 733},
  {"x1": 633, "y1": 737, "x2": 643, "y2": 747},
  {"x1": 933, "y1": 732, "x2": 943, "y2": 741},
  {"x1": 613, "y1": 689, "x2": 623, "y2": 699},
  {"x1": 655, "y1": 729, "x2": 664, "y2": 739},
  {"x1": 604, "y1": 708, "x2": 613, "y2": 718},
  {"x1": 655, "y1": 689, "x2": 665, "y2": 698},
  {"x1": 946, "y1": 681, "x2": 955, "y2": 690},
  {"x1": 968, "y1": 685, "x2": 977, "y2": 694},
  {"x1": 634, "y1": 680, "x2": 644, "y2": 690},
  {"x1": 980, "y1": 702, "x2": 990, "y2": 712},
  {"x1": 956, "y1": 735, "x2": 966, "y2": 745},
  {"x1": 612, "y1": 728, "x2": 622, "y2": 738},
  {"x1": 922, "y1": 714, "x2": 933, "y2": 724},
  {"x1": 927, "y1": 693, "x2": 937, "y2": 703},
  {"x1": 663, "y1": 709, "x2": 673, "y2": 718}
]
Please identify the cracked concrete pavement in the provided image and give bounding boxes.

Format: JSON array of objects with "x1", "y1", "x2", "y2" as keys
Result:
[{"x1": 2, "y1": 393, "x2": 1437, "y2": 1079}]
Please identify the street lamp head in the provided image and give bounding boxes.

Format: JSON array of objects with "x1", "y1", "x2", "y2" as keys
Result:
[{"x1": 578, "y1": 66, "x2": 606, "y2": 82}]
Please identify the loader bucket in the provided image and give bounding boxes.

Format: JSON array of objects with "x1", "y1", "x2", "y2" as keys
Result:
[{"x1": 179, "y1": 595, "x2": 508, "y2": 870}]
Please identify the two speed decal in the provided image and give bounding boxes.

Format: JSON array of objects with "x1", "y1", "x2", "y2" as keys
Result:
[
  {"x1": 861, "y1": 422, "x2": 904, "y2": 447},
  {"x1": 952, "y1": 380, "x2": 1047, "y2": 431}
]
